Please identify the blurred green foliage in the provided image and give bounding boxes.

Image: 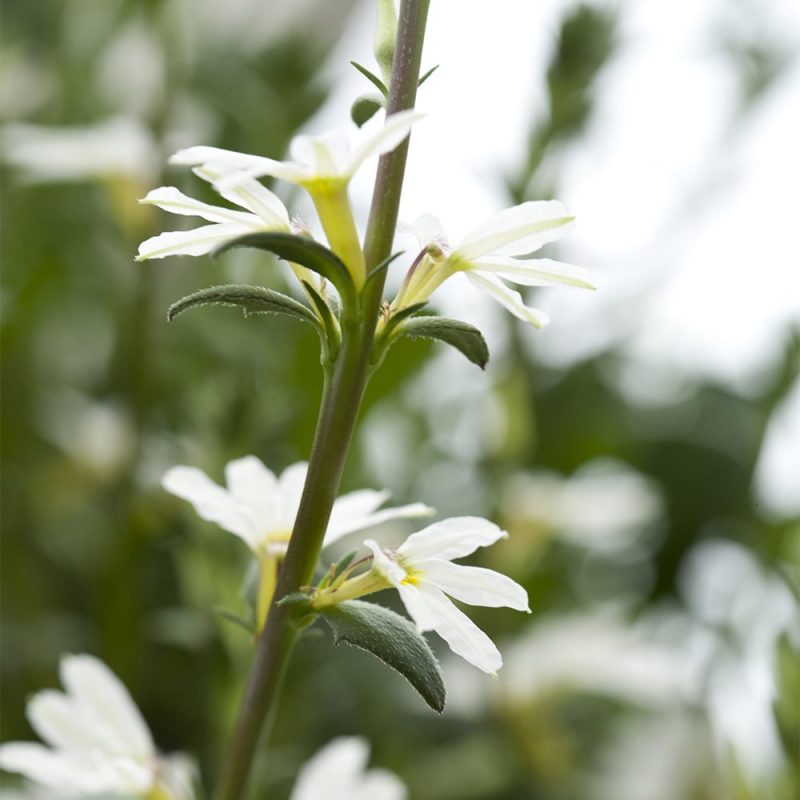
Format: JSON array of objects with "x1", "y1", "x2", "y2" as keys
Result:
[{"x1": 2, "y1": 3, "x2": 798, "y2": 800}]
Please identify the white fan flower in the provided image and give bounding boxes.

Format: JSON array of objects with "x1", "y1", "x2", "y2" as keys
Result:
[
  {"x1": 290, "y1": 737, "x2": 406, "y2": 800},
  {"x1": 365, "y1": 516, "x2": 530, "y2": 674},
  {"x1": 163, "y1": 456, "x2": 433, "y2": 626},
  {"x1": 393, "y1": 203, "x2": 595, "y2": 328},
  {"x1": 136, "y1": 162, "x2": 292, "y2": 261},
  {"x1": 163, "y1": 111, "x2": 422, "y2": 283},
  {"x1": 0, "y1": 655, "x2": 194, "y2": 799},
  {"x1": 169, "y1": 110, "x2": 422, "y2": 191}
]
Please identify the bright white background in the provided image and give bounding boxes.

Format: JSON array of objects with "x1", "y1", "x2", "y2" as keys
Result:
[{"x1": 309, "y1": 0, "x2": 800, "y2": 514}]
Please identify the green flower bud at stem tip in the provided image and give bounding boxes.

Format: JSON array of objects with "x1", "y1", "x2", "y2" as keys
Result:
[{"x1": 375, "y1": 0, "x2": 398, "y2": 85}]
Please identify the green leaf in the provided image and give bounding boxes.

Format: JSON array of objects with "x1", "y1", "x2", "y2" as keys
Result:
[
  {"x1": 397, "y1": 316, "x2": 490, "y2": 369},
  {"x1": 167, "y1": 284, "x2": 319, "y2": 327},
  {"x1": 381, "y1": 301, "x2": 426, "y2": 338},
  {"x1": 214, "y1": 232, "x2": 355, "y2": 302},
  {"x1": 331, "y1": 550, "x2": 358, "y2": 582},
  {"x1": 300, "y1": 281, "x2": 341, "y2": 360},
  {"x1": 363, "y1": 251, "x2": 404, "y2": 293},
  {"x1": 319, "y1": 599, "x2": 445, "y2": 713},
  {"x1": 351, "y1": 95, "x2": 385, "y2": 128},
  {"x1": 418, "y1": 64, "x2": 440, "y2": 87},
  {"x1": 350, "y1": 61, "x2": 389, "y2": 96}
]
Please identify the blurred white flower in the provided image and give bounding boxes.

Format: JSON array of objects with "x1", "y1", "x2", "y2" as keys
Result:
[
  {"x1": 40, "y1": 392, "x2": 135, "y2": 479},
  {"x1": 393, "y1": 204, "x2": 595, "y2": 328},
  {"x1": 680, "y1": 539, "x2": 799, "y2": 786},
  {"x1": 0, "y1": 655, "x2": 194, "y2": 799},
  {"x1": 95, "y1": 19, "x2": 165, "y2": 117},
  {"x1": 169, "y1": 110, "x2": 422, "y2": 190},
  {"x1": 499, "y1": 611, "x2": 686, "y2": 706},
  {"x1": 1, "y1": 116, "x2": 159, "y2": 184},
  {"x1": 136, "y1": 165, "x2": 292, "y2": 260},
  {"x1": 590, "y1": 712, "x2": 719, "y2": 800},
  {"x1": 290, "y1": 737, "x2": 405, "y2": 800},
  {"x1": 502, "y1": 458, "x2": 663, "y2": 551},
  {"x1": 365, "y1": 517, "x2": 530, "y2": 674},
  {"x1": 163, "y1": 456, "x2": 432, "y2": 556},
  {"x1": 443, "y1": 609, "x2": 687, "y2": 718}
]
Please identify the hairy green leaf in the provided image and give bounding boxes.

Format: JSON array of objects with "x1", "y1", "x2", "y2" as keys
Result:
[
  {"x1": 300, "y1": 280, "x2": 341, "y2": 360},
  {"x1": 397, "y1": 316, "x2": 490, "y2": 369},
  {"x1": 214, "y1": 232, "x2": 355, "y2": 302},
  {"x1": 320, "y1": 600, "x2": 445, "y2": 712},
  {"x1": 167, "y1": 284, "x2": 319, "y2": 327}
]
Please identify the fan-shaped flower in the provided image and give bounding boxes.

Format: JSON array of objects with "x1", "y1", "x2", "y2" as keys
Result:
[
  {"x1": 164, "y1": 111, "x2": 422, "y2": 283},
  {"x1": 365, "y1": 516, "x2": 530, "y2": 674},
  {"x1": 392, "y1": 202, "x2": 595, "y2": 328},
  {"x1": 163, "y1": 456, "x2": 432, "y2": 626},
  {"x1": 136, "y1": 162, "x2": 292, "y2": 261},
  {"x1": 169, "y1": 110, "x2": 422, "y2": 191},
  {"x1": 290, "y1": 737, "x2": 405, "y2": 800},
  {"x1": 0, "y1": 655, "x2": 194, "y2": 799}
]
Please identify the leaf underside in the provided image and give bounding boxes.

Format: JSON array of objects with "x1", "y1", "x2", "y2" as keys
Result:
[
  {"x1": 398, "y1": 316, "x2": 490, "y2": 369},
  {"x1": 167, "y1": 284, "x2": 319, "y2": 326},
  {"x1": 214, "y1": 232, "x2": 354, "y2": 299},
  {"x1": 319, "y1": 599, "x2": 446, "y2": 713}
]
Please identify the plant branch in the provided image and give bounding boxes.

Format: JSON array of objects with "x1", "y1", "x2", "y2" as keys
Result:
[{"x1": 212, "y1": 2, "x2": 430, "y2": 798}]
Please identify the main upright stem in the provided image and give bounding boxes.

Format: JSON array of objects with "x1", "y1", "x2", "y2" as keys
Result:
[{"x1": 213, "y1": 2, "x2": 430, "y2": 797}]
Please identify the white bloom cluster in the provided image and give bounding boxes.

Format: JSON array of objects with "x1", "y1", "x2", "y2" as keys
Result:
[{"x1": 0, "y1": 655, "x2": 193, "y2": 798}]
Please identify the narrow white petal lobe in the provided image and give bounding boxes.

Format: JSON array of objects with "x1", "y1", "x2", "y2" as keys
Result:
[{"x1": 398, "y1": 516, "x2": 507, "y2": 561}]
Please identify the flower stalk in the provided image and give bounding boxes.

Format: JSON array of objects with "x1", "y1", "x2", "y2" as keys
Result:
[{"x1": 212, "y1": 2, "x2": 431, "y2": 798}]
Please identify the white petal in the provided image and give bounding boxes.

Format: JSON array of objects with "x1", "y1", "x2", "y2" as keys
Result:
[
  {"x1": 224, "y1": 456, "x2": 280, "y2": 533},
  {"x1": 324, "y1": 490, "x2": 434, "y2": 545},
  {"x1": 290, "y1": 131, "x2": 350, "y2": 178},
  {"x1": 472, "y1": 255, "x2": 596, "y2": 290},
  {"x1": 170, "y1": 145, "x2": 304, "y2": 183},
  {"x1": 193, "y1": 163, "x2": 290, "y2": 228},
  {"x1": 415, "y1": 583, "x2": 503, "y2": 674},
  {"x1": 26, "y1": 690, "x2": 108, "y2": 753},
  {"x1": 290, "y1": 737, "x2": 370, "y2": 800},
  {"x1": 0, "y1": 743, "x2": 151, "y2": 793},
  {"x1": 465, "y1": 272, "x2": 550, "y2": 329},
  {"x1": 135, "y1": 222, "x2": 253, "y2": 260},
  {"x1": 162, "y1": 465, "x2": 260, "y2": 550},
  {"x1": 458, "y1": 200, "x2": 574, "y2": 260},
  {"x1": 398, "y1": 516, "x2": 507, "y2": 562},
  {"x1": 401, "y1": 213, "x2": 447, "y2": 251},
  {"x1": 325, "y1": 502, "x2": 434, "y2": 546},
  {"x1": 140, "y1": 186, "x2": 261, "y2": 226},
  {"x1": 59, "y1": 654, "x2": 154, "y2": 761},
  {"x1": 416, "y1": 560, "x2": 530, "y2": 611},
  {"x1": 395, "y1": 581, "x2": 442, "y2": 632},
  {"x1": 352, "y1": 769, "x2": 407, "y2": 800},
  {"x1": 330, "y1": 489, "x2": 391, "y2": 524},
  {"x1": 345, "y1": 110, "x2": 424, "y2": 178},
  {"x1": 275, "y1": 461, "x2": 309, "y2": 531},
  {"x1": 364, "y1": 540, "x2": 408, "y2": 588}
]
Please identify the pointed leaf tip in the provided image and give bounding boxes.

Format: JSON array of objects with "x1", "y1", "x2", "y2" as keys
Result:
[
  {"x1": 398, "y1": 316, "x2": 490, "y2": 369},
  {"x1": 319, "y1": 600, "x2": 446, "y2": 713}
]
